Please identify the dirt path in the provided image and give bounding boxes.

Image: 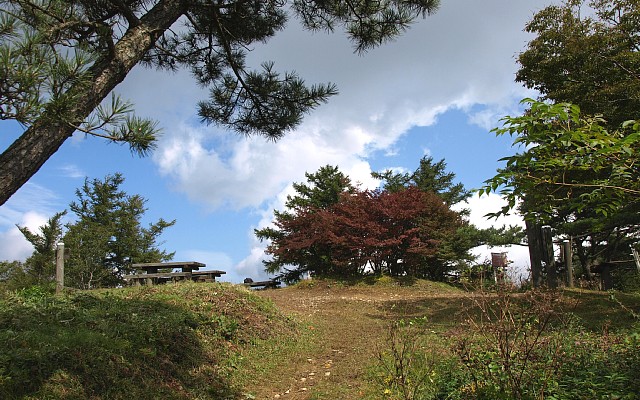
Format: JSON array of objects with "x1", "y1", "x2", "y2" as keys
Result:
[{"x1": 247, "y1": 283, "x2": 466, "y2": 399}]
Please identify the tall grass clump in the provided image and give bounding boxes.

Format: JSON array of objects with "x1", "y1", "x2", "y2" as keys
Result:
[{"x1": 372, "y1": 316, "x2": 463, "y2": 400}]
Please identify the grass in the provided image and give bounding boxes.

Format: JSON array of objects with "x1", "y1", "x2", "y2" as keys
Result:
[
  {"x1": 0, "y1": 282, "x2": 296, "y2": 399},
  {"x1": 1, "y1": 277, "x2": 640, "y2": 399}
]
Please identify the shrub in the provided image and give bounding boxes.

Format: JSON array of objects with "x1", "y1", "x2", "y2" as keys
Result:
[{"x1": 372, "y1": 286, "x2": 640, "y2": 400}]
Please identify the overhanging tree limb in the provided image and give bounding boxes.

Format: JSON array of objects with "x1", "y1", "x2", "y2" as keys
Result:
[
  {"x1": 0, "y1": 0, "x2": 186, "y2": 205},
  {"x1": 0, "y1": 0, "x2": 440, "y2": 206}
]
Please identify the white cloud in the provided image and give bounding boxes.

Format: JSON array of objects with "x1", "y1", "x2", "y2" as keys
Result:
[
  {"x1": 58, "y1": 164, "x2": 86, "y2": 179},
  {"x1": 234, "y1": 243, "x2": 271, "y2": 282},
  {"x1": 142, "y1": 0, "x2": 548, "y2": 214},
  {"x1": 465, "y1": 193, "x2": 525, "y2": 230},
  {"x1": 0, "y1": 211, "x2": 50, "y2": 262},
  {"x1": 0, "y1": 183, "x2": 64, "y2": 262},
  {"x1": 155, "y1": 119, "x2": 383, "y2": 210},
  {"x1": 463, "y1": 193, "x2": 531, "y2": 280}
]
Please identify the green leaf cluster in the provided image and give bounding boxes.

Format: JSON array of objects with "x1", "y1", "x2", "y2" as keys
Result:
[
  {"x1": 482, "y1": 99, "x2": 640, "y2": 220},
  {"x1": 517, "y1": 0, "x2": 640, "y2": 128}
]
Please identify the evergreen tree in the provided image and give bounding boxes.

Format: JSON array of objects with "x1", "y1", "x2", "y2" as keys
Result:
[
  {"x1": 374, "y1": 156, "x2": 521, "y2": 280},
  {"x1": 64, "y1": 173, "x2": 175, "y2": 288},
  {"x1": 256, "y1": 165, "x2": 355, "y2": 282},
  {"x1": 373, "y1": 155, "x2": 470, "y2": 206},
  {"x1": 0, "y1": 260, "x2": 27, "y2": 291},
  {"x1": 0, "y1": 0, "x2": 440, "y2": 205},
  {"x1": 16, "y1": 211, "x2": 67, "y2": 286}
]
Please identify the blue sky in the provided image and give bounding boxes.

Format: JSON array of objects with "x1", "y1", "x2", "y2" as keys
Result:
[{"x1": 0, "y1": 0, "x2": 553, "y2": 282}]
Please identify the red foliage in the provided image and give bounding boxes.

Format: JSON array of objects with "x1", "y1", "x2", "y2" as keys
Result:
[{"x1": 268, "y1": 186, "x2": 460, "y2": 277}]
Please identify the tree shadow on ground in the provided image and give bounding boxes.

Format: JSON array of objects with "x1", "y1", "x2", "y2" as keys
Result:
[{"x1": 367, "y1": 296, "x2": 472, "y2": 329}]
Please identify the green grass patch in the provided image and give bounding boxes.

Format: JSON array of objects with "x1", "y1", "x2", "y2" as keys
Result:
[
  {"x1": 0, "y1": 282, "x2": 296, "y2": 399},
  {"x1": 231, "y1": 317, "x2": 321, "y2": 397}
]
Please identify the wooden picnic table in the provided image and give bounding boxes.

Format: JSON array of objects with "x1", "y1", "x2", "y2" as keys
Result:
[
  {"x1": 124, "y1": 262, "x2": 225, "y2": 285},
  {"x1": 133, "y1": 261, "x2": 205, "y2": 273}
]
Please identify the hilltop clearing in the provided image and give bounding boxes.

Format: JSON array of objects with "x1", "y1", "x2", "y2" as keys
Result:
[{"x1": 2, "y1": 279, "x2": 639, "y2": 399}]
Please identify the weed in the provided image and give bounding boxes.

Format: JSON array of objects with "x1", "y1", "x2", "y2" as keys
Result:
[
  {"x1": 455, "y1": 287, "x2": 570, "y2": 399},
  {"x1": 372, "y1": 315, "x2": 464, "y2": 400}
]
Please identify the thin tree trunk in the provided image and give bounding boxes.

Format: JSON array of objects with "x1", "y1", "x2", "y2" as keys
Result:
[
  {"x1": 526, "y1": 219, "x2": 544, "y2": 288},
  {"x1": 0, "y1": 0, "x2": 186, "y2": 205},
  {"x1": 541, "y1": 226, "x2": 557, "y2": 288}
]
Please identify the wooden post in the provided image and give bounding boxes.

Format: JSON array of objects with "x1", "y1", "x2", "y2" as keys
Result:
[
  {"x1": 564, "y1": 239, "x2": 574, "y2": 288},
  {"x1": 541, "y1": 226, "x2": 557, "y2": 288},
  {"x1": 633, "y1": 249, "x2": 640, "y2": 274},
  {"x1": 526, "y1": 220, "x2": 544, "y2": 288},
  {"x1": 55, "y1": 242, "x2": 64, "y2": 294}
]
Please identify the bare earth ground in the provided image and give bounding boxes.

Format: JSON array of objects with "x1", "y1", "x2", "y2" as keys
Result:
[{"x1": 245, "y1": 282, "x2": 468, "y2": 400}]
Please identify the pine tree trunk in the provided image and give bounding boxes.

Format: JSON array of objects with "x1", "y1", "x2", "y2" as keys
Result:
[{"x1": 0, "y1": 0, "x2": 185, "y2": 205}]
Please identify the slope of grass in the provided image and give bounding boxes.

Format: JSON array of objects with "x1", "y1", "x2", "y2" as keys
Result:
[
  {"x1": 0, "y1": 282, "x2": 297, "y2": 399},
  {"x1": 2, "y1": 278, "x2": 640, "y2": 399}
]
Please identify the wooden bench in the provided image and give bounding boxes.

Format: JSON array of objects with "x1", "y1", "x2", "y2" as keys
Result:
[
  {"x1": 192, "y1": 270, "x2": 226, "y2": 283},
  {"x1": 124, "y1": 272, "x2": 192, "y2": 286},
  {"x1": 244, "y1": 279, "x2": 281, "y2": 289},
  {"x1": 133, "y1": 261, "x2": 205, "y2": 274}
]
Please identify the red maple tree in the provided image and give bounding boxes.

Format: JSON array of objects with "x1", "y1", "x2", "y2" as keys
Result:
[{"x1": 266, "y1": 186, "x2": 461, "y2": 278}]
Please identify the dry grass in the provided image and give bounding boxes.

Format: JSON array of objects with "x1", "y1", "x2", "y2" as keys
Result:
[
  {"x1": 239, "y1": 279, "x2": 640, "y2": 399},
  {"x1": 241, "y1": 279, "x2": 468, "y2": 399}
]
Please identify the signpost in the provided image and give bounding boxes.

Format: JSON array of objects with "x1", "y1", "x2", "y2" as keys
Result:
[{"x1": 56, "y1": 242, "x2": 65, "y2": 294}]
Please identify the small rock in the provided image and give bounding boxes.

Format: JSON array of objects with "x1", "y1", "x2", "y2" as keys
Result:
[
  {"x1": 274, "y1": 395, "x2": 280, "y2": 399},
  {"x1": 300, "y1": 377, "x2": 307, "y2": 382},
  {"x1": 325, "y1": 371, "x2": 331, "y2": 377}
]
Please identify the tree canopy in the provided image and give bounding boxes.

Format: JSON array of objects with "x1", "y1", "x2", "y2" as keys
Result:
[
  {"x1": 257, "y1": 162, "x2": 521, "y2": 283},
  {"x1": 517, "y1": 0, "x2": 640, "y2": 127},
  {"x1": 375, "y1": 156, "x2": 523, "y2": 278},
  {"x1": 482, "y1": 99, "x2": 640, "y2": 286},
  {"x1": 0, "y1": 0, "x2": 440, "y2": 205},
  {"x1": 372, "y1": 155, "x2": 470, "y2": 206},
  {"x1": 482, "y1": 99, "x2": 640, "y2": 220},
  {"x1": 261, "y1": 184, "x2": 461, "y2": 283},
  {"x1": 256, "y1": 165, "x2": 355, "y2": 282}
]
